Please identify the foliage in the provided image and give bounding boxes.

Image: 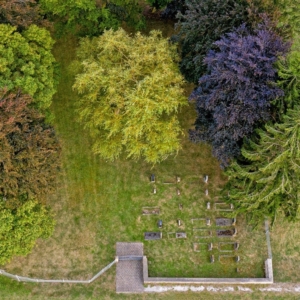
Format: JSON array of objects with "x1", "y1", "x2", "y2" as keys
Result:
[
  {"x1": 224, "y1": 108, "x2": 300, "y2": 225},
  {"x1": 106, "y1": 0, "x2": 144, "y2": 30},
  {"x1": 246, "y1": 0, "x2": 295, "y2": 42},
  {"x1": 246, "y1": 0, "x2": 281, "y2": 27},
  {"x1": 0, "y1": 91, "x2": 61, "y2": 205},
  {"x1": 0, "y1": 24, "x2": 56, "y2": 111},
  {"x1": 40, "y1": 0, "x2": 144, "y2": 36},
  {"x1": 275, "y1": 51, "x2": 300, "y2": 114},
  {"x1": 161, "y1": 0, "x2": 186, "y2": 20},
  {"x1": 275, "y1": 0, "x2": 300, "y2": 38},
  {"x1": 175, "y1": 0, "x2": 249, "y2": 83},
  {"x1": 73, "y1": 28, "x2": 186, "y2": 164},
  {"x1": 0, "y1": 0, "x2": 46, "y2": 30},
  {"x1": 0, "y1": 199, "x2": 55, "y2": 265},
  {"x1": 146, "y1": 0, "x2": 171, "y2": 10},
  {"x1": 189, "y1": 23, "x2": 289, "y2": 167}
]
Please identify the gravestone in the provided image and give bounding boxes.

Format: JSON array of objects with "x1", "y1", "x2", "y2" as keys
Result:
[
  {"x1": 204, "y1": 175, "x2": 208, "y2": 183},
  {"x1": 150, "y1": 174, "x2": 155, "y2": 183},
  {"x1": 216, "y1": 218, "x2": 235, "y2": 226},
  {"x1": 157, "y1": 220, "x2": 163, "y2": 228},
  {"x1": 176, "y1": 232, "x2": 187, "y2": 238},
  {"x1": 142, "y1": 207, "x2": 160, "y2": 215},
  {"x1": 144, "y1": 232, "x2": 162, "y2": 240}
]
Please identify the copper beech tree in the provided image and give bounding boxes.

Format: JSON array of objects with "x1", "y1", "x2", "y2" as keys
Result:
[
  {"x1": 0, "y1": 91, "x2": 61, "y2": 205},
  {"x1": 0, "y1": 0, "x2": 46, "y2": 30}
]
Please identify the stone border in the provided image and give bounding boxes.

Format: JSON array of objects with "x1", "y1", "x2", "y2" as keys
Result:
[
  {"x1": 143, "y1": 256, "x2": 273, "y2": 284},
  {"x1": 142, "y1": 221, "x2": 273, "y2": 285}
]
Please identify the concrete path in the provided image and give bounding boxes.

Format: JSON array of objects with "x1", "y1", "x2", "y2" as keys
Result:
[{"x1": 116, "y1": 242, "x2": 144, "y2": 293}]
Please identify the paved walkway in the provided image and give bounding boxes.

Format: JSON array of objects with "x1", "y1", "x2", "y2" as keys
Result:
[{"x1": 116, "y1": 242, "x2": 144, "y2": 293}]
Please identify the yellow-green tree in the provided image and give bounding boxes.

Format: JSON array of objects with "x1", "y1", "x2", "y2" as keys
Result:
[
  {"x1": 0, "y1": 200, "x2": 55, "y2": 264},
  {"x1": 0, "y1": 24, "x2": 56, "y2": 111},
  {"x1": 73, "y1": 29, "x2": 186, "y2": 164}
]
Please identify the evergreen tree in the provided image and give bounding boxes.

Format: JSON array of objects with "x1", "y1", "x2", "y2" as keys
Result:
[
  {"x1": 275, "y1": 51, "x2": 300, "y2": 115},
  {"x1": 224, "y1": 108, "x2": 300, "y2": 225},
  {"x1": 175, "y1": 0, "x2": 249, "y2": 83}
]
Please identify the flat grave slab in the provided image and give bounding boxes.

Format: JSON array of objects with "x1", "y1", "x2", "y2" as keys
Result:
[
  {"x1": 176, "y1": 232, "x2": 187, "y2": 238},
  {"x1": 216, "y1": 218, "x2": 236, "y2": 226},
  {"x1": 142, "y1": 207, "x2": 160, "y2": 215},
  {"x1": 144, "y1": 232, "x2": 162, "y2": 240},
  {"x1": 217, "y1": 228, "x2": 237, "y2": 237}
]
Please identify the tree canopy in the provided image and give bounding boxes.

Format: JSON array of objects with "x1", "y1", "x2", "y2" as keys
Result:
[
  {"x1": 175, "y1": 0, "x2": 249, "y2": 83},
  {"x1": 0, "y1": 91, "x2": 61, "y2": 205},
  {"x1": 275, "y1": 51, "x2": 300, "y2": 114},
  {"x1": 0, "y1": 24, "x2": 56, "y2": 111},
  {"x1": 146, "y1": 0, "x2": 171, "y2": 10},
  {"x1": 275, "y1": 0, "x2": 300, "y2": 39},
  {"x1": 73, "y1": 28, "x2": 186, "y2": 164},
  {"x1": 0, "y1": 0, "x2": 46, "y2": 30},
  {"x1": 189, "y1": 23, "x2": 289, "y2": 167},
  {"x1": 0, "y1": 199, "x2": 55, "y2": 265},
  {"x1": 224, "y1": 108, "x2": 300, "y2": 225},
  {"x1": 40, "y1": 0, "x2": 144, "y2": 36}
]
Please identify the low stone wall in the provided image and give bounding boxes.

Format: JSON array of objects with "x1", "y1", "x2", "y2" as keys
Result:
[{"x1": 143, "y1": 256, "x2": 273, "y2": 285}]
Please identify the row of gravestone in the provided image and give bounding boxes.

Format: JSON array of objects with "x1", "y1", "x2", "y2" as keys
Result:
[
  {"x1": 150, "y1": 174, "x2": 209, "y2": 195},
  {"x1": 145, "y1": 174, "x2": 209, "y2": 240},
  {"x1": 150, "y1": 174, "x2": 209, "y2": 183}
]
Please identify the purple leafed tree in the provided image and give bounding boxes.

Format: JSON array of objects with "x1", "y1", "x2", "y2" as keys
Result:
[{"x1": 189, "y1": 23, "x2": 290, "y2": 167}]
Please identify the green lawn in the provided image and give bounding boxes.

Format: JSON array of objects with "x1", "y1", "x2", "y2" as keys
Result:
[{"x1": 1, "y1": 24, "x2": 300, "y2": 300}]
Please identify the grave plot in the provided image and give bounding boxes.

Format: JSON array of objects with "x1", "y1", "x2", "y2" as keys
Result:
[
  {"x1": 219, "y1": 255, "x2": 240, "y2": 264},
  {"x1": 216, "y1": 217, "x2": 236, "y2": 226},
  {"x1": 144, "y1": 232, "x2": 162, "y2": 240},
  {"x1": 167, "y1": 232, "x2": 176, "y2": 239},
  {"x1": 216, "y1": 228, "x2": 237, "y2": 237},
  {"x1": 218, "y1": 242, "x2": 239, "y2": 252},
  {"x1": 142, "y1": 207, "x2": 160, "y2": 215},
  {"x1": 215, "y1": 202, "x2": 234, "y2": 211},
  {"x1": 191, "y1": 218, "x2": 211, "y2": 226},
  {"x1": 162, "y1": 175, "x2": 180, "y2": 184},
  {"x1": 193, "y1": 229, "x2": 212, "y2": 238},
  {"x1": 193, "y1": 243, "x2": 213, "y2": 252},
  {"x1": 176, "y1": 232, "x2": 187, "y2": 239},
  {"x1": 167, "y1": 232, "x2": 187, "y2": 239}
]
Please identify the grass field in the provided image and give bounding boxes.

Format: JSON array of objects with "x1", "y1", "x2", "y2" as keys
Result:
[{"x1": 1, "y1": 21, "x2": 300, "y2": 300}]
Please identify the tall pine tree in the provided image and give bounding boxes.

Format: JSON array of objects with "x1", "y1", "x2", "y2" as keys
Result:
[{"x1": 224, "y1": 108, "x2": 300, "y2": 225}]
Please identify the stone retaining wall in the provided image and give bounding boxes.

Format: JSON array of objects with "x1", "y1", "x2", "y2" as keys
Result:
[{"x1": 143, "y1": 257, "x2": 273, "y2": 285}]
